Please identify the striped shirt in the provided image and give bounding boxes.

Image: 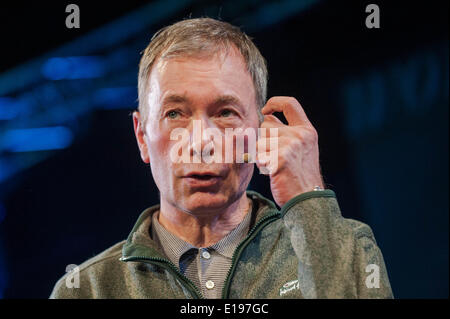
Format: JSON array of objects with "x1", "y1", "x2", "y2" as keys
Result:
[{"x1": 151, "y1": 199, "x2": 253, "y2": 298}]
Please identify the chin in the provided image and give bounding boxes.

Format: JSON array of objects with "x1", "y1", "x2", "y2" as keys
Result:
[{"x1": 183, "y1": 191, "x2": 232, "y2": 214}]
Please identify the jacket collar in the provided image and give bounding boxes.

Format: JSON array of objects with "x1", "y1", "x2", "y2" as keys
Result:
[{"x1": 121, "y1": 190, "x2": 279, "y2": 261}]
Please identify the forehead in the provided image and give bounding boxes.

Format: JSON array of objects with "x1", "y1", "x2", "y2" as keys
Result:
[{"x1": 148, "y1": 46, "x2": 256, "y2": 105}]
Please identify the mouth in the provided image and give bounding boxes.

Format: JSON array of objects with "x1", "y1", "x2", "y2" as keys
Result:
[
  {"x1": 186, "y1": 174, "x2": 218, "y2": 180},
  {"x1": 182, "y1": 172, "x2": 223, "y2": 187}
]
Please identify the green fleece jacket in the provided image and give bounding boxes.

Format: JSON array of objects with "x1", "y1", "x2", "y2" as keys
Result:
[{"x1": 50, "y1": 190, "x2": 393, "y2": 299}]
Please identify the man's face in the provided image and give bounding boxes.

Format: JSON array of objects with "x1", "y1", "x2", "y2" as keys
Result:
[{"x1": 134, "y1": 47, "x2": 260, "y2": 215}]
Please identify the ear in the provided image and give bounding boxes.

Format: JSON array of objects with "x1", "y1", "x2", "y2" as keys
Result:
[{"x1": 133, "y1": 111, "x2": 150, "y2": 164}]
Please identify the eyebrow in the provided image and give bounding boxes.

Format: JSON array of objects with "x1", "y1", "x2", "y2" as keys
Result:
[
  {"x1": 161, "y1": 93, "x2": 244, "y2": 109},
  {"x1": 161, "y1": 94, "x2": 189, "y2": 106},
  {"x1": 211, "y1": 95, "x2": 244, "y2": 109}
]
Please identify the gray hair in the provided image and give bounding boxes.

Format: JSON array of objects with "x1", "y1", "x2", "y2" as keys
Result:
[{"x1": 137, "y1": 17, "x2": 268, "y2": 122}]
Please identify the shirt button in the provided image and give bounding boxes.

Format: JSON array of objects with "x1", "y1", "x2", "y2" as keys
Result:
[
  {"x1": 201, "y1": 250, "x2": 211, "y2": 259},
  {"x1": 205, "y1": 280, "x2": 215, "y2": 290}
]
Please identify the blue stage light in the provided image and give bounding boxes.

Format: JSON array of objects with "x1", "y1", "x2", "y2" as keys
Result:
[
  {"x1": 0, "y1": 97, "x2": 32, "y2": 120},
  {"x1": 42, "y1": 56, "x2": 105, "y2": 80},
  {"x1": 1, "y1": 126, "x2": 73, "y2": 152},
  {"x1": 93, "y1": 87, "x2": 137, "y2": 109}
]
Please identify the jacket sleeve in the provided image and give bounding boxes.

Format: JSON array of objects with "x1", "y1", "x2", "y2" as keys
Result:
[
  {"x1": 281, "y1": 189, "x2": 393, "y2": 299},
  {"x1": 352, "y1": 225, "x2": 393, "y2": 298}
]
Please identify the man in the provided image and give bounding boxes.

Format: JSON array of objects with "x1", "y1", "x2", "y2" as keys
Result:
[{"x1": 50, "y1": 18, "x2": 393, "y2": 298}]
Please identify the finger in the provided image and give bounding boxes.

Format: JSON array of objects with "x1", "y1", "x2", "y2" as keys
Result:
[
  {"x1": 263, "y1": 114, "x2": 284, "y2": 125},
  {"x1": 261, "y1": 96, "x2": 312, "y2": 127},
  {"x1": 260, "y1": 117, "x2": 282, "y2": 140},
  {"x1": 260, "y1": 119, "x2": 280, "y2": 129},
  {"x1": 255, "y1": 151, "x2": 279, "y2": 175},
  {"x1": 259, "y1": 115, "x2": 284, "y2": 139},
  {"x1": 257, "y1": 137, "x2": 279, "y2": 153},
  {"x1": 255, "y1": 151, "x2": 270, "y2": 175}
]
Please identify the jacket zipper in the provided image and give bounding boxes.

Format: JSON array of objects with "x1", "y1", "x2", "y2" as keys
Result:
[
  {"x1": 221, "y1": 211, "x2": 280, "y2": 298},
  {"x1": 122, "y1": 209, "x2": 280, "y2": 299},
  {"x1": 120, "y1": 256, "x2": 204, "y2": 299}
]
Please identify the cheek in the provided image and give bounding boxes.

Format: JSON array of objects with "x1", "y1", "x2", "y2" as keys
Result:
[
  {"x1": 228, "y1": 163, "x2": 254, "y2": 188},
  {"x1": 147, "y1": 135, "x2": 175, "y2": 191},
  {"x1": 145, "y1": 128, "x2": 173, "y2": 169},
  {"x1": 149, "y1": 137, "x2": 171, "y2": 161},
  {"x1": 146, "y1": 120, "x2": 171, "y2": 153}
]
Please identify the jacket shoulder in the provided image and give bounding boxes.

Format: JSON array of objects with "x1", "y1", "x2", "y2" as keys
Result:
[
  {"x1": 77, "y1": 240, "x2": 125, "y2": 270},
  {"x1": 343, "y1": 218, "x2": 377, "y2": 243},
  {"x1": 49, "y1": 240, "x2": 126, "y2": 298}
]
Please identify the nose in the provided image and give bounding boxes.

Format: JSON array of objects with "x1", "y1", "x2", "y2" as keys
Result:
[{"x1": 188, "y1": 116, "x2": 220, "y2": 162}]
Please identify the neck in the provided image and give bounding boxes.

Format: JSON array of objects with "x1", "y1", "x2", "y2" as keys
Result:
[{"x1": 158, "y1": 193, "x2": 250, "y2": 247}]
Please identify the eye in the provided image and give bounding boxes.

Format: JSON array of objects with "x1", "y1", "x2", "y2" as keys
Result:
[
  {"x1": 219, "y1": 109, "x2": 236, "y2": 118},
  {"x1": 166, "y1": 110, "x2": 180, "y2": 119}
]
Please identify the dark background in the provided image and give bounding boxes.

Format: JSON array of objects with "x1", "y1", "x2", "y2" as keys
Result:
[{"x1": 0, "y1": 0, "x2": 448, "y2": 298}]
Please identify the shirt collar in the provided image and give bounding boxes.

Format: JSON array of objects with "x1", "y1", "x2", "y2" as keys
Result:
[
  {"x1": 210, "y1": 200, "x2": 253, "y2": 258},
  {"x1": 151, "y1": 198, "x2": 253, "y2": 263},
  {"x1": 122, "y1": 190, "x2": 279, "y2": 262},
  {"x1": 151, "y1": 211, "x2": 196, "y2": 266}
]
